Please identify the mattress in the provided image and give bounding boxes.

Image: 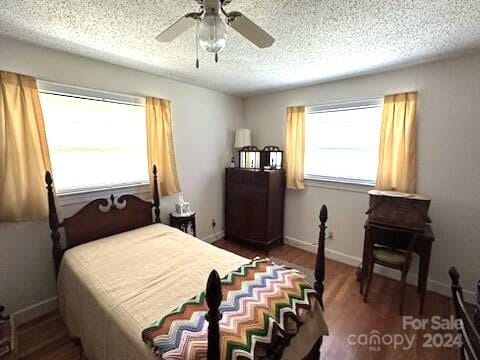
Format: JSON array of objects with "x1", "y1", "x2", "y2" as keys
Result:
[{"x1": 58, "y1": 223, "x2": 328, "y2": 360}]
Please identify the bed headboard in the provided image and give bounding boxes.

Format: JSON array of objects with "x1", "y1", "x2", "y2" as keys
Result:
[{"x1": 45, "y1": 166, "x2": 161, "y2": 275}]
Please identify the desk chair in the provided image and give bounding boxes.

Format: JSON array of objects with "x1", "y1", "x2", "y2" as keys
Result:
[{"x1": 363, "y1": 224, "x2": 416, "y2": 315}]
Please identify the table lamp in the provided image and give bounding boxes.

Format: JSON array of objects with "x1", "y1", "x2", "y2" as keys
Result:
[
  {"x1": 234, "y1": 128, "x2": 252, "y2": 149},
  {"x1": 232, "y1": 129, "x2": 252, "y2": 168}
]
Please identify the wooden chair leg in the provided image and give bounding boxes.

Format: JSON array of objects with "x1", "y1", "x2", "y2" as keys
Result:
[
  {"x1": 399, "y1": 267, "x2": 408, "y2": 315},
  {"x1": 360, "y1": 229, "x2": 370, "y2": 295},
  {"x1": 363, "y1": 258, "x2": 374, "y2": 303},
  {"x1": 357, "y1": 266, "x2": 364, "y2": 294}
]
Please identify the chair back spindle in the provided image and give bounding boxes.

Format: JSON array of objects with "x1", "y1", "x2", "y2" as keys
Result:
[{"x1": 449, "y1": 267, "x2": 480, "y2": 360}]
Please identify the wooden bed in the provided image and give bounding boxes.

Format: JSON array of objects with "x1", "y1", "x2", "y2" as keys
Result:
[{"x1": 45, "y1": 166, "x2": 328, "y2": 360}]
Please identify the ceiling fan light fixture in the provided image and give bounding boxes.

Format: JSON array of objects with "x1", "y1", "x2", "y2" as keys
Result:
[
  {"x1": 155, "y1": 0, "x2": 275, "y2": 67},
  {"x1": 198, "y1": 14, "x2": 227, "y2": 53}
]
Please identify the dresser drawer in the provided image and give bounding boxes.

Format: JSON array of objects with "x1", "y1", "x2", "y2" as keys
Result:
[
  {"x1": 227, "y1": 169, "x2": 269, "y2": 184},
  {"x1": 242, "y1": 171, "x2": 268, "y2": 185},
  {"x1": 226, "y1": 169, "x2": 243, "y2": 183}
]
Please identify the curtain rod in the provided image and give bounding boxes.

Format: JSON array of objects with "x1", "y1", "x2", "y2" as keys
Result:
[
  {"x1": 37, "y1": 79, "x2": 146, "y2": 107},
  {"x1": 305, "y1": 97, "x2": 384, "y2": 114}
]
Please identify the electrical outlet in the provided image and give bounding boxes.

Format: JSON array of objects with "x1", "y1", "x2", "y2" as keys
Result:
[
  {"x1": 327, "y1": 231, "x2": 334, "y2": 241},
  {"x1": 211, "y1": 219, "x2": 216, "y2": 228}
]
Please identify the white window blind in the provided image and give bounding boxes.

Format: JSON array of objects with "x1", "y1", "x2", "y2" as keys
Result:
[
  {"x1": 39, "y1": 84, "x2": 149, "y2": 194},
  {"x1": 304, "y1": 99, "x2": 383, "y2": 185}
]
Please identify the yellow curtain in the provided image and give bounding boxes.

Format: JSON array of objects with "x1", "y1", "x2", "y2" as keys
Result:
[
  {"x1": 285, "y1": 106, "x2": 305, "y2": 190},
  {"x1": 376, "y1": 92, "x2": 417, "y2": 193},
  {"x1": 146, "y1": 97, "x2": 180, "y2": 196},
  {"x1": 0, "y1": 71, "x2": 52, "y2": 222}
]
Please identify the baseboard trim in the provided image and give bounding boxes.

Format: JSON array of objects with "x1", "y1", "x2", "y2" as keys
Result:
[
  {"x1": 11, "y1": 296, "x2": 58, "y2": 326},
  {"x1": 201, "y1": 230, "x2": 225, "y2": 244},
  {"x1": 284, "y1": 235, "x2": 475, "y2": 304}
]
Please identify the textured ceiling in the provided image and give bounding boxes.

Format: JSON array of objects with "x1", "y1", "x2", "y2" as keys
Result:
[{"x1": 1, "y1": 0, "x2": 480, "y2": 96}]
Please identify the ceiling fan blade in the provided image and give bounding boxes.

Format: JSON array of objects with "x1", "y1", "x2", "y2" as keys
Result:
[
  {"x1": 156, "y1": 13, "x2": 198, "y2": 42},
  {"x1": 228, "y1": 12, "x2": 275, "y2": 48}
]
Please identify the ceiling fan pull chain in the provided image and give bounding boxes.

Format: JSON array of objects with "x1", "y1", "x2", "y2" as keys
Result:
[
  {"x1": 215, "y1": 53, "x2": 219, "y2": 63},
  {"x1": 195, "y1": 20, "x2": 200, "y2": 69}
]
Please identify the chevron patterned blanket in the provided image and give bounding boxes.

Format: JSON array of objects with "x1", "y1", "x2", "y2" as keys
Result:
[{"x1": 142, "y1": 258, "x2": 322, "y2": 360}]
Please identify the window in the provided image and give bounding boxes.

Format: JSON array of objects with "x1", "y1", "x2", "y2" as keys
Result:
[
  {"x1": 39, "y1": 82, "x2": 149, "y2": 194},
  {"x1": 304, "y1": 99, "x2": 383, "y2": 185}
]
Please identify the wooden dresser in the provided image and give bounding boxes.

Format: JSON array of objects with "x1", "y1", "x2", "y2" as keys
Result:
[{"x1": 225, "y1": 168, "x2": 285, "y2": 248}]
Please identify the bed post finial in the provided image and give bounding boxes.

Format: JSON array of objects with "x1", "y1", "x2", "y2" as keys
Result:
[
  {"x1": 152, "y1": 165, "x2": 161, "y2": 223},
  {"x1": 315, "y1": 205, "x2": 328, "y2": 310},
  {"x1": 45, "y1": 171, "x2": 62, "y2": 276},
  {"x1": 449, "y1": 266, "x2": 462, "y2": 297},
  {"x1": 205, "y1": 270, "x2": 222, "y2": 360}
]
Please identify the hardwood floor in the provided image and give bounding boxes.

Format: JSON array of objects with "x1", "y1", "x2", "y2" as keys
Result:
[
  {"x1": 11, "y1": 240, "x2": 457, "y2": 360},
  {"x1": 11, "y1": 311, "x2": 83, "y2": 360},
  {"x1": 215, "y1": 240, "x2": 458, "y2": 360}
]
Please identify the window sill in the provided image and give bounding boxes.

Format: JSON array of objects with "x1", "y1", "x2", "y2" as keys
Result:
[
  {"x1": 304, "y1": 176, "x2": 375, "y2": 194},
  {"x1": 57, "y1": 183, "x2": 151, "y2": 207}
]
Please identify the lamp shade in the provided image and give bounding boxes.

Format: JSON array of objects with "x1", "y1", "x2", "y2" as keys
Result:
[{"x1": 234, "y1": 129, "x2": 251, "y2": 148}]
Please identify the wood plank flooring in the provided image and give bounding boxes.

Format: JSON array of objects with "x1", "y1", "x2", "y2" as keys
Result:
[{"x1": 10, "y1": 240, "x2": 458, "y2": 360}]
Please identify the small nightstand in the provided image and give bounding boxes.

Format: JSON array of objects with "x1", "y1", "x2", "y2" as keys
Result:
[{"x1": 169, "y1": 212, "x2": 196, "y2": 237}]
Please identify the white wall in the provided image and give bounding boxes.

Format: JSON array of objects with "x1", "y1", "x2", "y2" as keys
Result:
[
  {"x1": 0, "y1": 36, "x2": 243, "y2": 320},
  {"x1": 244, "y1": 54, "x2": 480, "y2": 299}
]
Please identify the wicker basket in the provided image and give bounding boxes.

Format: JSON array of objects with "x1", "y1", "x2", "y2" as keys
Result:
[{"x1": 367, "y1": 190, "x2": 431, "y2": 232}]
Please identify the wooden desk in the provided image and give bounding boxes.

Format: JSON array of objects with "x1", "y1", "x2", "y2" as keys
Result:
[{"x1": 360, "y1": 220, "x2": 434, "y2": 314}]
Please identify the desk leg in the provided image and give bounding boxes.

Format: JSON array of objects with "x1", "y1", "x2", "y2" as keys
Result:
[
  {"x1": 360, "y1": 228, "x2": 370, "y2": 295},
  {"x1": 418, "y1": 241, "x2": 432, "y2": 315}
]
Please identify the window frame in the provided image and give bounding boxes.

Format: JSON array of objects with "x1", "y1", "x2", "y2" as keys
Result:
[
  {"x1": 38, "y1": 81, "x2": 150, "y2": 200},
  {"x1": 304, "y1": 98, "x2": 383, "y2": 187}
]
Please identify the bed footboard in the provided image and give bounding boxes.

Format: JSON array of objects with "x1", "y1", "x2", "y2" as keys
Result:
[{"x1": 205, "y1": 204, "x2": 328, "y2": 360}]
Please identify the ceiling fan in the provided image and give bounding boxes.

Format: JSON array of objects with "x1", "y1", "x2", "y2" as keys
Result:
[{"x1": 155, "y1": 0, "x2": 275, "y2": 68}]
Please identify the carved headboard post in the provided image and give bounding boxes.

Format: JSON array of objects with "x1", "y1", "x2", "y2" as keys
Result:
[
  {"x1": 152, "y1": 165, "x2": 161, "y2": 223},
  {"x1": 45, "y1": 171, "x2": 63, "y2": 276},
  {"x1": 314, "y1": 205, "x2": 328, "y2": 310}
]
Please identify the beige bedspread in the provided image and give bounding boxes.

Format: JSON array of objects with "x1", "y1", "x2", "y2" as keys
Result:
[{"x1": 58, "y1": 224, "x2": 328, "y2": 360}]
